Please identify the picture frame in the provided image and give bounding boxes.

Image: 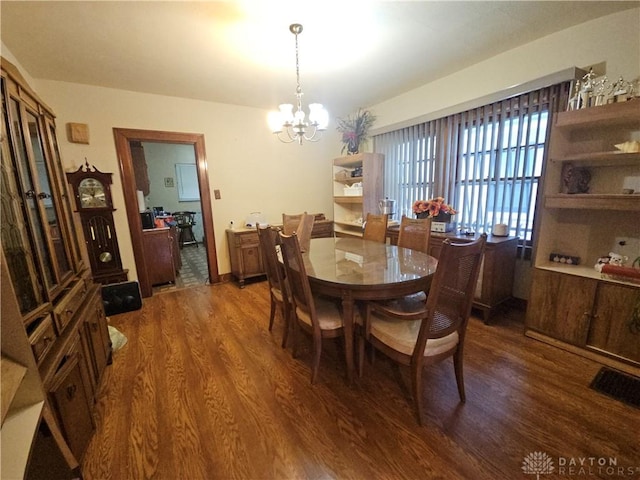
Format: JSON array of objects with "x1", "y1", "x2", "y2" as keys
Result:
[{"x1": 164, "y1": 177, "x2": 174, "y2": 188}]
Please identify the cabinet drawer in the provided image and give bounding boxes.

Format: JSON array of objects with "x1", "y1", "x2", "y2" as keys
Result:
[
  {"x1": 53, "y1": 280, "x2": 88, "y2": 334},
  {"x1": 239, "y1": 232, "x2": 258, "y2": 246},
  {"x1": 27, "y1": 313, "x2": 57, "y2": 364}
]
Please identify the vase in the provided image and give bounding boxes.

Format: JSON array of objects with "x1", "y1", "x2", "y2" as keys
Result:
[
  {"x1": 416, "y1": 212, "x2": 430, "y2": 219},
  {"x1": 433, "y1": 212, "x2": 452, "y2": 223},
  {"x1": 347, "y1": 138, "x2": 360, "y2": 155}
]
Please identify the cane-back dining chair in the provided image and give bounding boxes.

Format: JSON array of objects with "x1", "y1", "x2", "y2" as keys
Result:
[
  {"x1": 398, "y1": 215, "x2": 431, "y2": 253},
  {"x1": 359, "y1": 234, "x2": 486, "y2": 425},
  {"x1": 279, "y1": 231, "x2": 345, "y2": 384},
  {"x1": 282, "y1": 212, "x2": 314, "y2": 252},
  {"x1": 256, "y1": 224, "x2": 290, "y2": 348},
  {"x1": 375, "y1": 214, "x2": 434, "y2": 312},
  {"x1": 363, "y1": 213, "x2": 389, "y2": 243}
]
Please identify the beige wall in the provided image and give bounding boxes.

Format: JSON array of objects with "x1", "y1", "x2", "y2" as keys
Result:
[{"x1": 372, "y1": 9, "x2": 640, "y2": 131}]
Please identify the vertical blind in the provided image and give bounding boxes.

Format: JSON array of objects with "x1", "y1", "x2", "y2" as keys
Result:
[{"x1": 375, "y1": 82, "x2": 571, "y2": 256}]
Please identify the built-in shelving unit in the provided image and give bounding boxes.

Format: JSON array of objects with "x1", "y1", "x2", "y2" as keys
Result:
[{"x1": 525, "y1": 100, "x2": 640, "y2": 370}]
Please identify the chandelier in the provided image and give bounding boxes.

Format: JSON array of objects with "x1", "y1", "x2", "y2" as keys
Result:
[{"x1": 268, "y1": 24, "x2": 328, "y2": 144}]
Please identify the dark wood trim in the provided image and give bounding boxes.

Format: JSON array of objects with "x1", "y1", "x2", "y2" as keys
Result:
[{"x1": 112, "y1": 128, "x2": 219, "y2": 298}]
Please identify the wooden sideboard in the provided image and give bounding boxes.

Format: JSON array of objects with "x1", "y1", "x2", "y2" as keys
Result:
[
  {"x1": 227, "y1": 219, "x2": 334, "y2": 287},
  {"x1": 387, "y1": 227, "x2": 519, "y2": 323}
]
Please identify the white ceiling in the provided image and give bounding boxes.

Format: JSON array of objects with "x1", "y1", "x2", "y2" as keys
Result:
[{"x1": 1, "y1": 1, "x2": 637, "y2": 116}]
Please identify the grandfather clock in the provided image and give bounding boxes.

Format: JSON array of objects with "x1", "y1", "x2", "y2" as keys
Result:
[{"x1": 66, "y1": 160, "x2": 128, "y2": 284}]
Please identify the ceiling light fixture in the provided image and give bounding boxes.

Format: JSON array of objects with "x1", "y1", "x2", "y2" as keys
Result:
[{"x1": 268, "y1": 24, "x2": 328, "y2": 144}]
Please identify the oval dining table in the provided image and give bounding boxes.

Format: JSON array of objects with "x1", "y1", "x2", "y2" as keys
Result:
[{"x1": 302, "y1": 236, "x2": 438, "y2": 382}]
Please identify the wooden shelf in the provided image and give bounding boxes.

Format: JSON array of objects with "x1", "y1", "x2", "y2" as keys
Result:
[
  {"x1": 551, "y1": 151, "x2": 639, "y2": 166},
  {"x1": 334, "y1": 153, "x2": 368, "y2": 168},
  {"x1": 545, "y1": 193, "x2": 640, "y2": 210},
  {"x1": 1, "y1": 356, "x2": 28, "y2": 425},
  {"x1": 334, "y1": 176, "x2": 362, "y2": 184},
  {"x1": 536, "y1": 262, "x2": 640, "y2": 287},
  {"x1": 334, "y1": 196, "x2": 363, "y2": 204},
  {"x1": 555, "y1": 101, "x2": 640, "y2": 128}
]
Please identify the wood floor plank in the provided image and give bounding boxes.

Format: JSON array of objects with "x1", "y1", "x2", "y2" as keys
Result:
[{"x1": 82, "y1": 282, "x2": 640, "y2": 480}]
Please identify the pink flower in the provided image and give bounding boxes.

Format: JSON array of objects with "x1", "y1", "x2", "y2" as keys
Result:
[{"x1": 412, "y1": 197, "x2": 457, "y2": 216}]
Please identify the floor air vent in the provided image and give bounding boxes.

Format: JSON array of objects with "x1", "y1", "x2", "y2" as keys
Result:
[{"x1": 590, "y1": 367, "x2": 640, "y2": 409}]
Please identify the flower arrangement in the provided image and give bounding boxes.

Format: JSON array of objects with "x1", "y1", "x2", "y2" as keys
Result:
[
  {"x1": 412, "y1": 197, "x2": 458, "y2": 218},
  {"x1": 336, "y1": 108, "x2": 377, "y2": 155}
]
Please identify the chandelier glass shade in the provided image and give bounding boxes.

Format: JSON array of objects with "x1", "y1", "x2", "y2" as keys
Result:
[{"x1": 268, "y1": 24, "x2": 328, "y2": 144}]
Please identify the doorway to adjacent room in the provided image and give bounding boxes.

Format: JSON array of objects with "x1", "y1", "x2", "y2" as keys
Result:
[{"x1": 113, "y1": 128, "x2": 219, "y2": 298}]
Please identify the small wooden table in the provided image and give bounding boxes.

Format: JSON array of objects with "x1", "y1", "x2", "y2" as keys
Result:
[{"x1": 303, "y1": 237, "x2": 438, "y2": 382}]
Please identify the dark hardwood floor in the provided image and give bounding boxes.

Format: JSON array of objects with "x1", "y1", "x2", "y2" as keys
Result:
[{"x1": 82, "y1": 281, "x2": 639, "y2": 479}]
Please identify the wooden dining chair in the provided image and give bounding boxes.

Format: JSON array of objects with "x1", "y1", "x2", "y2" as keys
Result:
[
  {"x1": 398, "y1": 214, "x2": 431, "y2": 253},
  {"x1": 282, "y1": 212, "x2": 314, "y2": 252},
  {"x1": 359, "y1": 234, "x2": 486, "y2": 425},
  {"x1": 282, "y1": 212, "x2": 307, "y2": 235},
  {"x1": 376, "y1": 214, "x2": 434, "y2": 311},
  {"x1": 363, "y1": 213, "x2": 389, "y2": 243},
  {"x1": 278, "y1": 231, "x2": 345, "y2": 384},
  {"x1": 256, "y1": 224, "x2": 291, "y2": 348}
]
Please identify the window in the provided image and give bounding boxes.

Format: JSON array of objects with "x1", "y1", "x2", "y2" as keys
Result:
[
  {"x1": 175, "y1": 163, "x2": 200, "y2": 202},
  {"x1": 376, "y1": 83, "x2": 570, "y2": 258}
]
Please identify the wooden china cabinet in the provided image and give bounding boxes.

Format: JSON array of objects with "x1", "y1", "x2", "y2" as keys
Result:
[{"x1": 1, "y1": 57, "x2": 111, "y2": 478}]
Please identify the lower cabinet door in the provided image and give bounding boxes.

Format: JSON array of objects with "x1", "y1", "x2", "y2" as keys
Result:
[
  {"x1": 84, "y1": 295, "x2": 111, "y2": 385},
  {"x1": 526, "y1": 269, "x2": 597, "y2": 346},
  {"x1": 588, "y1": 283, "x2": 640, "y2": 363},
  {"x1": 48, "y1": 338, "x2": 95, "y2": 461},
  {"x1": 241, "y1": 245, "x2": 263, "y2": 276}
]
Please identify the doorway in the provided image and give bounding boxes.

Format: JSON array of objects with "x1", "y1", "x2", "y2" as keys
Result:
[{"x1": 113, "y1": 128, "x2": 219, "y2": 298}]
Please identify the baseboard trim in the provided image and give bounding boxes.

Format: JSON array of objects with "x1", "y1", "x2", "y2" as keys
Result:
[{"x1": 525, "y1": 329, "x2": 640, "y2": 376}]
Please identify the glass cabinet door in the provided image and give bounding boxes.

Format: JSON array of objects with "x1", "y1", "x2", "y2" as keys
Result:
[
  {"x1": 24, "y1": 107, "x2": 73, "y2": 284},
  {"x1": 44, "y1": 116, "x2": 84, "y2": 272},
  {"x1": 1, "y1": 77, "x2": 75, "y2": 316},
  {"x1": 1, "y1": 81, "x2": 45, "y2": 314}
]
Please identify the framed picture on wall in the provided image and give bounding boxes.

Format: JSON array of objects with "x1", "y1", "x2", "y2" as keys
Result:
[
  {"x1": 164, "y1": 177, "x2": 174, "y2": 188},
  {"x1": 175, "y1": 163, "x2": 200, "y2": 201}
]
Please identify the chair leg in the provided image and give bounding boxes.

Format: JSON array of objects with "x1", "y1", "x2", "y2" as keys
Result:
[
  {"x1": 291, "y1": 320, "x2": 299, "y2": 358},
  {"x1": 268, "y1": 295, "x2": 277, "y2": 331},
  {"x1": 310, "y1": 335, "x2": 322, "y2": 384},
  {"x1": 280, "y1": 304, "x2": 290, "y2": 349},
  {"x1": 357, "y1": 330, "x2": 365, "y2": 378},
  {"x1": 410, "y1": 361, "x2": 425, "y2": 426},
  {"x1": 454, "y1": 348, "x2": 466, "y2": 402}
]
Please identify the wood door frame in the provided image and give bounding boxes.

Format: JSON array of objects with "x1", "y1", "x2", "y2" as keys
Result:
[{"x1": 113, "y1": 128, "x2": 219, "y2": 298}]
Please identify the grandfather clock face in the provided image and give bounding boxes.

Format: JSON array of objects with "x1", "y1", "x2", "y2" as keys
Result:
[{"x1": 78, "y1": 177, "x2": 108, "y2": 208}]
